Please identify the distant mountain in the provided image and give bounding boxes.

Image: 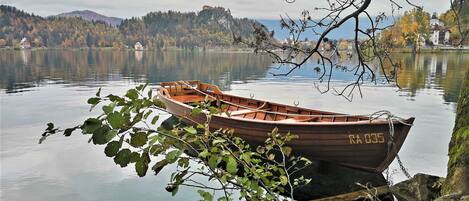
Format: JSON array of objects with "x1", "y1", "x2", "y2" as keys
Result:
[{"x1": 56, "y1": 10, "x2": 123, "y2": 26}]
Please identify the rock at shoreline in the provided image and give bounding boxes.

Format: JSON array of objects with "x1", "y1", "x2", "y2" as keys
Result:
[{"x1": 390, "y1": 173, "x2": 444, "y2": 201}]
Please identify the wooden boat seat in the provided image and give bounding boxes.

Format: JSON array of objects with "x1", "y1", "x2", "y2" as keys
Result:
[
  {"x1": 172, "y1": 95, "x2": 208, "y2": 103},
  {"x1": 229, "y1": 109, "x2": 256, "y2": 116},
  {"x1": 277, "y1": 117, "x2": 320, "y2": 122}
]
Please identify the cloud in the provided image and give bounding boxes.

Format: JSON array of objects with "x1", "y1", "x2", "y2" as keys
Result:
[{"x1": 1, "y1": 0, "x2": 451, "y2": 19}]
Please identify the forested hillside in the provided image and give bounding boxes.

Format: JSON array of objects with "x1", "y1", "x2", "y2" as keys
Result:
[
  {"x1": 56, "y1": 10, "x2": 123, "y2": 27},
  {"x1": 119, "y1": 6, "x2": 262, "y2": 49},
  {"x1": 0, "y1": 5, "x2": 265, "y2": 49}
]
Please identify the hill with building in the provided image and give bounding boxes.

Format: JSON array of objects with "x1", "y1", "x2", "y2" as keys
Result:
[
  {"x1": 0, "y1": 5, "x2": 267, "y2": 49},
  {"x1": 118, "y1": 6, "x2": 264, "y2": 49}
]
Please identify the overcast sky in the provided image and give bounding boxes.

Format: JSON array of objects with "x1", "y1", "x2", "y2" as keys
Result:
[{"x1": 1, "y1": 0, "x2": 450, "y2": 19}]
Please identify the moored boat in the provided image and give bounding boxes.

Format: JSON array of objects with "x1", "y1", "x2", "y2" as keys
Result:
[{"x1": 156, "y1": 80, "x2": 415, "y2": 172}]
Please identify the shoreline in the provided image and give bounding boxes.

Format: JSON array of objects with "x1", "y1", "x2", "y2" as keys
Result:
[
  {"x1": 0, "y1": 46, "x2": 256, "y2": 53},
  {"x1": 2, "y1": 46, "x2": 469, "y2": 54},
  {"x1": 390, "y1": 47, "x2": 469, "y2": 53}
]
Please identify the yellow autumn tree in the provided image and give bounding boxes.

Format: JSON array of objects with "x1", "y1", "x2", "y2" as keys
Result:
[
  {"x1": 399, "y1": 8, "x2": 430, "y2": 46},
  {"x1": 379, "y1": 22, "x2": 405, "y2": 48}
]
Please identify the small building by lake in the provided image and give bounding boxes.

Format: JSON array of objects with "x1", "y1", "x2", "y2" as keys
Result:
[
  {"x1": 20, "y1": 37, "x2": 31, "y2": 49},
  {"x1": 134, "y1": 42, "x2": 144, "y2": 51},
  {"x1": 429, "y1": 13, "x2": 450, "y2": 46}
]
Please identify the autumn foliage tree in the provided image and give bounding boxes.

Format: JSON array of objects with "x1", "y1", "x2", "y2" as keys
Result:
[{"x1": 399, "y1": 8, "x2": 430, "y2": 46}]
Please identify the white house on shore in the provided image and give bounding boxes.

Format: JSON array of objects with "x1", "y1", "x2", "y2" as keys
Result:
[
  {"x1": 134, "y1": 42, "x2": 144, "y2": 51},
  {"x1": 429, "y1": 12, "x2": 450, "y2": 46},
  {"x1": 20, "y1": 37, "x2": 31, "y2": 49}
]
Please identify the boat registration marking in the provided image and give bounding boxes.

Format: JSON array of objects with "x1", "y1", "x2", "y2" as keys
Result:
[{"x1": 348, "y1": 133, "x2": 385, "y2": 144}]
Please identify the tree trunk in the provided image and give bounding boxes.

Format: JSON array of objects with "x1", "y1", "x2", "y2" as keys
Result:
[{"x1": 441, "y1": 69, "x2": 469, "y2": 196}]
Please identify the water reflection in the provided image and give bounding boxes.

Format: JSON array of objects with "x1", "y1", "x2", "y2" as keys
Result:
[
  {"x1": 20, "y1": 49, "x2": 31, "y2": 65},
  {"x1": 0, "y1": 50, "x2": 272, "y2": 93},
  {"x1": 0, "y1": 49, "x2": 467, "y2": 201},
  {"x1": 262, "y1": 52, "x2": 467, "y2": 104},
  {"x1": 134, "y1": 51, "x2": 143, "y2": 62},
  {"x1": 393, "y1": 53, "x2": 468, "y2": 103}
]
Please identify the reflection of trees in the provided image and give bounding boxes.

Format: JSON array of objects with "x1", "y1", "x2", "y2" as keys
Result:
[
  {"x1": 390, "y1": 53, "x2": 469, "y2": 103},
  {"x1": 0, "y1": 50, "x2": 272, "y2": 92},
  {"x1": 439, "y1": 54, "x2": 468, "y2": 103}
]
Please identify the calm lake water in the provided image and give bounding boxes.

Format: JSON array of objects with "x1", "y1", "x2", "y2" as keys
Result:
[{"x1": 1, "y1": 49, "x2": 467, "y2": 201}]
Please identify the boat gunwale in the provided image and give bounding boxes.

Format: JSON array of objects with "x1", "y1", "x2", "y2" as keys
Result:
[{"x1": 156, "y1": 88, "x2": 415, "y2": 126}]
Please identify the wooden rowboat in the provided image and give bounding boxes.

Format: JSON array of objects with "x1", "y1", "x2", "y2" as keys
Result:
[{"x1": 157, "y1": 80, "x2": 415, "y2": 172}]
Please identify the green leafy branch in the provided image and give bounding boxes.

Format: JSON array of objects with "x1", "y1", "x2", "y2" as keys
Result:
[{"x1": 40, "y1": 83, "x2": 311, "y2": 200}]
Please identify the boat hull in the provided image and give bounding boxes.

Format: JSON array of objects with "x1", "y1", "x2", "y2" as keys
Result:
[{"x1": 157, "y1": 87, "x2": 414, "y2": 172}]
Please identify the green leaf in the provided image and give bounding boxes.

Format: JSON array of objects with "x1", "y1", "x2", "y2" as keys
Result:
[
  {"x1": 153, "y1": 98, "x2": 166, "y2": 109},
  {"x1": 46, "y1": 122, "x2": 54, "y2": 131},
  {"x1": 152, "y1": 159, "x2": 169, "y2": 175},
  {"x1": 212, "y1": 139, "x2": 226, "y2": 145},
  {"x1": 102, "y1": 102, "x2": 116, "y2": 114},
  {"x1": 107, "y1": 112, "x2": 125, "y2": 129},
  {"x1": 272, "y1": 127, "x2": 279, "y2": 135},
  {"x1": 92, "y1": 125, "x2": 111, "y2": 145},
  {"x1": 282, "y1": 146, "x2": 292, "y2": 157},
  {"x1": 129, "y1": 152, "x2": 141, "y2": 163},
  {"x1": 198, "y1": 149, "x2": 210, "y2": 158},
  {"x1": 165, "y1": 150, "x2": 182, "y2": 163},
  {"x1": 147, "y1": 89, "x2": 153, "y2": 98},
  {"x1": 280, "y1": 175, "x2": 288, "y2": 186},
  {"x1": 190, "y1": 107, "x2": 202, "y2": 116},
  {"x1": 171, "y1": 185, "x2": 179, "y2": 196},
  {"x1": 87, "y1": 97, "x2": 101, "y2": 105},
  {"x1": 241, "y1": 153, "x2": 252, "y2": 164},
  {"x1": 268, "y1": 153, "x2": 275, "y2": 160},
  {"x1": 151, "y1": 116, "x2": 159, "y2": 125},
  {"x1": 81, "y1": 118, "x2": 102, "y2": 134},
  {"x1": 107, "y1": 94, "x2": 123, "y2": 102},
  {"x1": 135, "y1": 152, "x2": 150, "y2": 177},
  {"x1": 105, "y1": 129, "x2": 118, "y2": 141},
  {"x1": 209, "y1": 106, "x2": 219, "y2": 114},
  {"x1": 95, "y1": 87, "x2": 102, "y2": 97},
  {"x1": 130, "y1": 132, "x2": 148, "y2": 147},
  {"x1": 197, "y1": 190, "x2": 213, "y2": 201},
  {"x1": 226, "y1": 156, "x2": 238, "y2": 174},
  {"x1": 173, "y1": 170, "x2": 188, "y2": 185},
  {"x1": 217, "y1": 197, "x2": 231, "y2": 201},
  {"x1": 104, "y1": 141, "x2": 121, "y2": 157},
  {"x1": 136, "y1": 83, "x2": 148, "y2": 91},
  {"x1": 126, "y1": 89, "x2": 139, "y2": 100},
  {"x1": 184, "y1": 126, "x2": 197, "y2": 135},
  {"x1": 114, "y1": 149, "x2": 131, "y2": 167},
  {"x1": 131, "y1": 113, "x2": 143, "y2": 125},
  {"x1": 149, "y1": 145, "x2": 165, "y2": 156},
  {"x1": 300, "y1": 157, "x2": 312, "y2": 165},
  {"x1": 208, "y1": 155, "x2": 219, "y2": 169},
  {"x1": 177, "y1": 158, "x2": 189, "y2": 168},
  {"x1": 143, "y1": 110, "x2": 153, "y2": 119},
  {"x1": 256, "y1": 146, "x2": 265, "y2": 154},
  {"x1": 63, "y1": 127, "x2": 78, "y2": 137}
]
